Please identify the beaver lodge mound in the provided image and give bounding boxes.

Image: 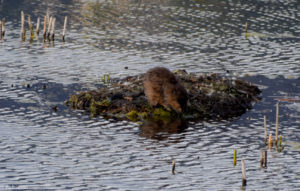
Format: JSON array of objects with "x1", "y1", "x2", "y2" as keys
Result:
[{"x1": 66, "y1": 70, "x2": 261, "y2": 122}]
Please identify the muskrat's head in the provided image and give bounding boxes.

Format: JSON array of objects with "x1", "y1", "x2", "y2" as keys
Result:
[{"x1": 164, "y1": 82, "x2": 188, "y2": 114}]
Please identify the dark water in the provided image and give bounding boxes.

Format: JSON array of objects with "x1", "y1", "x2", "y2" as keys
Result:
[{"x1": 0, "y1": 0, "x2": 300, "y2": 190}]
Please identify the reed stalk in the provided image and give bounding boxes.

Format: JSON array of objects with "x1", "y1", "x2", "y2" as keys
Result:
[
  {"x1": 62, "y1": 16, "x2": 67, "y2": 41},
  {"x1": 1, "y1": 18, "x2": 5, "y2": 38},
  {"x1": 36, "y1": 17, "x2": 40, "y2": 36},
  {"x1": 43, "y1": 15, "x2": 47, "y2": 40},
  {"x1": 47, "y1": 16, "x2": 53, "y2": 40},
  {"x1": 233, "y1": 149, "x2": 237, "y2": 166},
  {"x1": 21, "y1": 11, "x2": 25, "y2": 40},
  {"x1": 260, "y1": 151, "x2": 264, "y2": 168},
  {"x1": 245, "y1": 22, "x2": 248, "y2": 33},
  {"x1": 241, "y1": 160, "x2": 247, "y2": 186},
  {"x1": 275, "y1": 103, "x2": 279, "y2": 145},
  {"x1": 278, "y1": 135, "x2": 282, "y2": 147},
  {"x1": 51, "y1": 17, "x2": 56, "y2": 41},
  {"x1": 27, "y1": 16, "x2": 34, "y2": 38},
  {"x1": 172, "y1": 160, "x2": 176, "y2": 175},
  {"x1": 268, "y1": 133, "x2": 272, "y2": 150},
  {"x1": 264, "y1": 150, "x2": 267, "y2": 168},
  {"x1": 264, "y1": 115, "x2": 267, "y2": 144}
]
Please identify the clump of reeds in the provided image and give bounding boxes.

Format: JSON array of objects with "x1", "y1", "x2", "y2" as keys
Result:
[{"x1": 19, "y1": 10, "x2": 68, "y2": 43}]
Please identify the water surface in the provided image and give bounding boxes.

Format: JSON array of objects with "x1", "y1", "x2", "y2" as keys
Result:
[{"x1": 0, "y1": 0, "x2": 299, "y2": 190}]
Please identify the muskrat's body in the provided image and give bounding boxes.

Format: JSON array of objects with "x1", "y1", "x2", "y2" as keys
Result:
[{"x1": 144, "y1": 67, "x2": 188, "y2": 113}]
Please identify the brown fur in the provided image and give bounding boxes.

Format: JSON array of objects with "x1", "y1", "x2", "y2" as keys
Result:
[{"x1": 143, "y1": 67, "x2": 188, "y2": 113}]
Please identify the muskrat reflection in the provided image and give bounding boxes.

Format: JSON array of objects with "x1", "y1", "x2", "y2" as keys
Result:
[{"x1": 139, "y1": 118, "x2": 188, "y2": 140}]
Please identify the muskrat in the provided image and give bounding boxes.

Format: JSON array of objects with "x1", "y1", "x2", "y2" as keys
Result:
[{"x1": 143, "y1": 67, "x2": 188, "y2": 113}]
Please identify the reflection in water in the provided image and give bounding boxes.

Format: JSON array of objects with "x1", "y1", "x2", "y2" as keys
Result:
[{"x1": 139, "y1": 118, "x2": 188, "y2": 140}]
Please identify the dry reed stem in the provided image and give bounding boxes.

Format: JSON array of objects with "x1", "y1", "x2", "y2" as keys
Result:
[
  {"x1": 1, "y1": 18, "x2": 5, "y2": 38},
  {"x1": 264, "y1": 115, "x2": 267, "y2": 144},
  {"x1": 260, "y1": 151, "x2": 264, "y2": 168},
  {"x1": 62, "y1": 16, "x2": 67, "y2": 41},
  {"x1": 275, "y1": 103, "x2": 279, "y2": 144},
  {"x1": 172, "y1": 160, "x2": 176, "y2": 175},
  {"x1": 36, "y1": 17, "x2": 40, "y2": 36},
  {"x1": 47, "y1": 16, "x2": 52, "y2": 39},
  {"x1": 241, "y1": 160, "x2": 247, "y2": 186},
  {"x1": 21, "y1": 11, "x2": 25, "y2": 40},
  {"x1": 43, "y1": 15, "x2": 47, "y2": 40},
  {"x1": 264, "y1": 150, "x2": 267, "y2": 168},
  {"x1": 233, "y1": 149, "x2": 237, "y2": 166},
  {"x1": 51, "y1": 17, "x2": 55, "y2": 41}
]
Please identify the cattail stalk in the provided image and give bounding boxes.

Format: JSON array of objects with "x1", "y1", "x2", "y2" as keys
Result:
[
  {"x1": 275, "y1": 103, "x2": 279, "y2": 144},
  {"x1": 62, "y1": 16, "x2": 67, "y2": 41},
  {"x1": 36, "y1": 17, "x2": 40, "y2": 36},
  {"x1": 241, "y1": 160, "x2": 247, "y2": 186}
]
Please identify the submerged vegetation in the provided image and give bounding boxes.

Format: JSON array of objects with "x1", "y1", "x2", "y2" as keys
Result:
[{"x1": 66, "y1": 70, "x2": 261, "y2": 122}]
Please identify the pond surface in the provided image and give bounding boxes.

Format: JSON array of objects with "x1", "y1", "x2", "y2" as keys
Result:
[{"x1": 0, "y1": 0, "x2": 300, "y2": 190}]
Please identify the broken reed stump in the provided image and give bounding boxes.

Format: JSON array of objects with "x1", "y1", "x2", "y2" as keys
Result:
[
  {"x1": 62, "y1": 16, "x2": 67, "y2": 41},
  {"x1": 233, "y1": 149, "x2": 237, "y2": 166},
  {"x1": 51, "y1": 17, "x2": 56, "y2": 41},
  {"x1": 47, "y1": 16, "x2": 52, "y2": 40},
  {"x1": 1, "y1": 18, "x2": 5, "y2": 39},
  {"x1": 264, "y1": 150, "x2": 267, "y2": 168},
  {"x1": 260, "y1": 151, "x2": 264, "y2": 168},
  {"x1": 21, "y1": 11, "x2": 26, "y2": 40},
  {"x1": 264, "y1": 115, "x2": 267, "y2": 144},
  {"x1": 241, "y1": 160, "x2": 247, "y2": 186},
  {"x1": 27, "y1": 15, "x2": 34, "y2": 39},
  {"x1": 275, "y1": 103, "x2": 279, "y2": 145},
  {"x1": 268, "y1": 133, "x2": 272, "y2": 150},
  {"x1": 172, "y1": 160, "x2": 176, "y2": 175},
  {"x1": 43, "y1": 15, "x2": 47, "y2": 40},
  {"x1": 36, "y1": 17, "x2": 40, "y2": 36}
]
